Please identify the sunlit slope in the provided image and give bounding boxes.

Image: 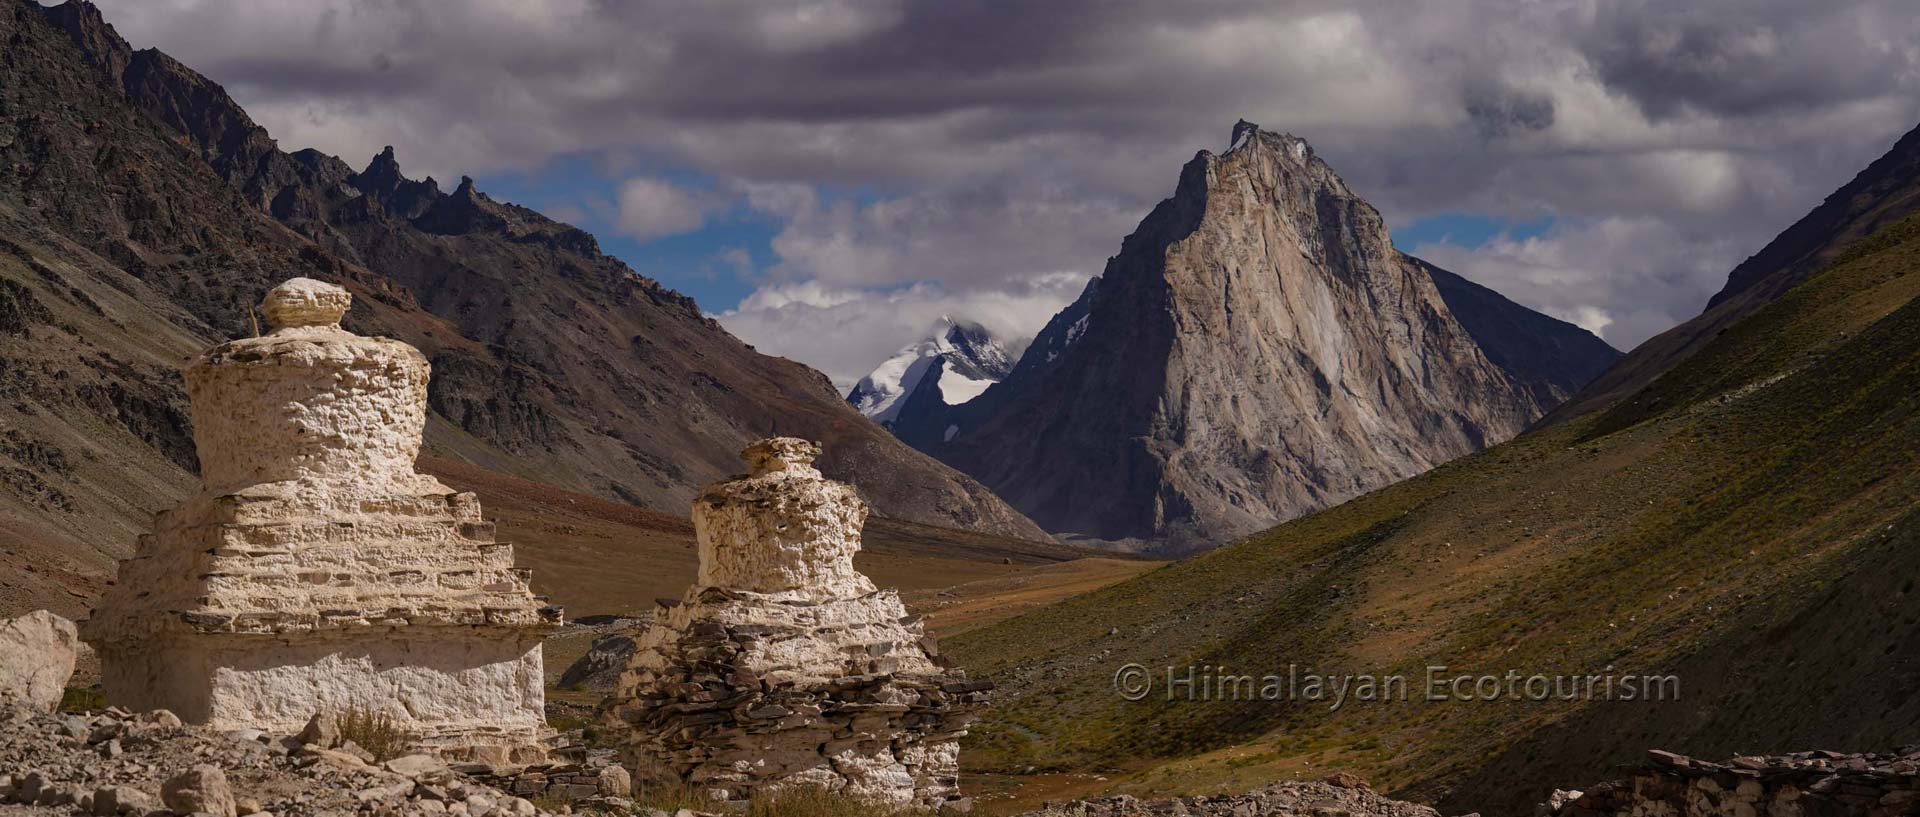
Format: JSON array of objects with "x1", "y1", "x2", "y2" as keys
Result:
[{"x1": 950, "y1": 211, "x2": 1920, "y2": 815}]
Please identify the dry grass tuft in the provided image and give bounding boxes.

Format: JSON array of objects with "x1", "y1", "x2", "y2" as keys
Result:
[{"x1": 338, "y1": 706, "x2": 413, "y2": 762}]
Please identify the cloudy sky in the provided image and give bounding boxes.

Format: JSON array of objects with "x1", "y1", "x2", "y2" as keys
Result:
[{"x1": 93, "y1": 0, "x2": 1920, "y2": 389}]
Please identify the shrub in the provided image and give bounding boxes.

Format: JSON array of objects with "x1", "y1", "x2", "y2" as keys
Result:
[
  {"x1": 59, "y1": 686, "x2": 105, "y2": 713},
  {"x1": 337, "y1": 706, "x2": 413, "y2": 762}
]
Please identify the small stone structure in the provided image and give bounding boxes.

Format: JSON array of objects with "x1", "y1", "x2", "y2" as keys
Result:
[
  {"x1": 82, "y1": 278, "x2": 560, "y2": 762},
  {"x1": 601, "y1": 437, "x2": 989, "y2": 811},
  {"x1": 1543, "y1": 748, "x2": 1920, "y2": 817}
]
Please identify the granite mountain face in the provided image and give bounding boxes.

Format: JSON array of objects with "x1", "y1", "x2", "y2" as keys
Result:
[
  {"x1": 0, "y1": 0, "x2": 1046, "y2": 616},
  {"x1": 918, "y1": 122, "x2": 1616, "y2": 550}
]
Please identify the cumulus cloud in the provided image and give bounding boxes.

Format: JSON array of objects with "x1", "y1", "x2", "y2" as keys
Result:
[
  {"x1": 1411, "y1": 217, "x2": 1748, "y2": 347},
  {"x1": 91, "y1": 0, "x2": 1920, "y2": 364},
  {"x1": 614, "y1": 177, "x2": 712, "y2": 242}
]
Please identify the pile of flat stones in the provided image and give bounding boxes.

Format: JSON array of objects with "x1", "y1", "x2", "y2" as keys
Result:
[
  {"x1": 1017, "y1": 779, "x2": 1451, "y2": 817},
  {"x1": 604, "y1": 594, "x2": 990, "y2": 804},
  {"x1": 460, "y1": 740, "x2": 632, "y2": 811},
  {"x1": 0, "y1": 702, "x2": 565, "y2": 817},
  {"x1": 1543, "y1": 747, "x2": 1920, "y2": 817}
]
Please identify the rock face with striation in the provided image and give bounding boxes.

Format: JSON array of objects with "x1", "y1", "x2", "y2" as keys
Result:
[
  {"x1": 81, "y1": 278, "x2": 560, "y2": 762},
  {"x1": 925, "y1": 121, "x2": 1613, "y2": 549},
  {"x1": 601, "y1": 438, "x2": 987, "y2": 810}
]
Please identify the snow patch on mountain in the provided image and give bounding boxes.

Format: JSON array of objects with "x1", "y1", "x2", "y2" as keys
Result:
[
  {"x1": 848, "y1": 346, "x2": 942, "y2": 424},
  {"x1": 847, "y1": 318, "x2": 1016, "y2": 426},
  {"x1": 936, "y1": 369, "x2": 995, "y2": 405}
]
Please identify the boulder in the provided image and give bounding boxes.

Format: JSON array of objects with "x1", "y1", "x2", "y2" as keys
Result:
[
  {"x1": 91, "y1": 785, "x2": 156, "y2": 816},
  {"x1": 0, "y1": 610, "x2": 78, "y2": 712},
  {"x1": 161, "y1": 764, "x2": 236, "y2": 817},
  {"x1": 597, "y1": 764, "x2": 632, "y2": 797},
  {"x1": 297, "y1": 712, "x2": 340, "y2": 748}
]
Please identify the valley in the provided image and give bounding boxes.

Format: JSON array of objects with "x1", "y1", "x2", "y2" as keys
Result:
[{"x1": 0, "y1": 2, "x2": 1916, "y2": 817}]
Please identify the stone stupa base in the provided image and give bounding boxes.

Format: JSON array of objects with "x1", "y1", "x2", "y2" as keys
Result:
[
  {"x1": 606, "y1": 583, "x2": 988, "y2": 811},
  {"x1": 98, "y1": 629, "x2": 552, "y2": 764}
]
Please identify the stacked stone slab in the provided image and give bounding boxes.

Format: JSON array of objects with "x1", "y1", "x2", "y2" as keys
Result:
[
  {"x1": 82, "y1": 278, "x2": 561, "y2": 763},
  {"x1": 601, "y1": 437, "x2": 989, "y2": 811},
  {"x1": 1543, "y1": 748, "x2": 1920, "y2": 817}
]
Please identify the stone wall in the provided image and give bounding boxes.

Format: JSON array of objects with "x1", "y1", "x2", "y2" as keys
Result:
[{"x1": 1545, "y1": 748, "x2": 1920, "y2": 817}]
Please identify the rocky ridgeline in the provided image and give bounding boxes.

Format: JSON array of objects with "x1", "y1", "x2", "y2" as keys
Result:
[
  {"x1": 600, "y1": 438, "x2": 988, "y2": 811},
  {"x1": 0, "y1": 704, "x2": 566, "y2": 817},
  {"x1": 1542, "y1": 748, "x2": 1920, "y2": 817},
  {"x1": 1015, "y1": 779, "x2": 1452, "y2": 817}
]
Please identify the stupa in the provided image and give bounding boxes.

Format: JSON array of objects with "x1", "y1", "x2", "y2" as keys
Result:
[
  {"x1": 83, "y1": 278, "x2": 560, "y2": 762},
  {"x1": 601, "y1": 437, "x2": 989, "y2": 811}
]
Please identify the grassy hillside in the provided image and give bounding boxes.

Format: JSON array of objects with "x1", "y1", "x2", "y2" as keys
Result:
[{"x1": 950, "y1": 210, "x2": 1920, "y2": 816}]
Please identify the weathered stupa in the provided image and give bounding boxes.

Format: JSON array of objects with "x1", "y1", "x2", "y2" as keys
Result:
[
  {"x1": 602, "y1": 438, "x2": 989, "y2": 811},
  {"x1": 83, "y1": 278, "x2": 560, "y2": 762}
]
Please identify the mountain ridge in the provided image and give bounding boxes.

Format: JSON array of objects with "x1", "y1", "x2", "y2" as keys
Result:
[
  {"x1": 35, "y1": 0, "x2": 1047, "y2": 540},
  {"x1": 0, "y1": 0, "x2": 1047, "y2": 620}
]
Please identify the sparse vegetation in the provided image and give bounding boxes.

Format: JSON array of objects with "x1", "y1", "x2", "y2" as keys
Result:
[
  {"x1": 337, "y1": 706, "x2": 413, "y2": 762},
  {"x1": 58, "y1": 686, "x2": 104, "y2": 713}
]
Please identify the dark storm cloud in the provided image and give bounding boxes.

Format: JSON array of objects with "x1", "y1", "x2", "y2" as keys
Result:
[
  {"x1": 1577, "y1": 0, "x2": 1919, "y2": 120},
  {"x1": 90, "y1": 0, "x2": 1920, "y2": 384}
]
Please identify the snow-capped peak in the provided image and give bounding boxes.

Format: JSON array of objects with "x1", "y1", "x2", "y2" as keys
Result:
[{"x1": 847, "y1": 318, "x2": 1017, "y2": 426}]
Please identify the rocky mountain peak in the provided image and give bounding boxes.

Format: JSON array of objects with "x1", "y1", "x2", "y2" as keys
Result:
[
  {"x1": 1224, "y1": 119, "x2": 1315, "y2": 165},
  {"x1": 1230, "y1": 118, "x2": 1260, "y2": 148},
  {"x1": 346, "y1": 147, "x2": 441, "y2": 221},
  {"x1": 935, "y1": 318, "x2": 1015, "y2": 381},
  {"x1": 356, "y1": 146, "x2": 405, "y2": 194},
  {"x1": 39, "y1": 1, "x2": 132, "y2": 83},
  {"x1": 911, "y1": 121, "x2": 1609, "y2": 549},
  {"x1": 415, "y1": 174, "x2": 510, "y2": 236},
  {"x1": 847, "y1": 318, "x2": 1017, "y2": 430}
]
